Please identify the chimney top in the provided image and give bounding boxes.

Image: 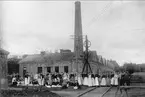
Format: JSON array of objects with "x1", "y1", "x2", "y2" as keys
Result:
[{"x1": 75, "y1": 1, "x2": 81, "y2": 4}]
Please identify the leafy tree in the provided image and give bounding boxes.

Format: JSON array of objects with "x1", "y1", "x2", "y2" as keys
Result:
[{"x1": 7, "y1": 57, "x2": 20, "y2": 74}]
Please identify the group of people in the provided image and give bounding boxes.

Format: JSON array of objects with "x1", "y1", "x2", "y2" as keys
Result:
[{"x1": 11, "y1": 71, "x2": 131, "y2": 89}]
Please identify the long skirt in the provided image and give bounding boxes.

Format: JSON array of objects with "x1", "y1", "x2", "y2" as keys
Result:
[
  {"x1": 88, "y1": 77, "x2": 92, "y2": 87},
  {"x1": 83, "y1": 77, "x2": 88, "y2": 86},
  {"x1": 41, "y1": 78, "x2": 44, "y2": 85},
  {"x1": 114, "y1": 78, "x2": 118, "y2": 85},
  {"x1": 100, "y1": 78, "x2": 106, "y2": 86},
  {"x1": 91, "y1": 78, "x2": 95, "y2": 86},
  {"x1": 24, "y1": 78, "x2": 28, "y2": 85},
  {"x1": 95, "y1": 77, "x2": 99, "y2": 86},
  {"x1": 38, "y1": 78, "x2": 41, "y2": 85},
  {"x1": 78, "y1": 77, "x2": 82, "y2": 85},
  {"x1": 111, "y1": 77, "x2": 115, "y2": 85},
  {"x1": 106, "y1": 78, "x2": 111, "y2": 86},
  {"x1": 27, "y1": 77, "x2": 30, "y2": 85}
]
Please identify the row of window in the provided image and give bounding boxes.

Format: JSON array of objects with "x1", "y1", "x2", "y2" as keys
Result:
[
  {"x1": 38, "y1": 66, "x2": 69, "y2": 73},
  {"x1": 23, "y1": 66, "x2": 69, "y2": 76}
]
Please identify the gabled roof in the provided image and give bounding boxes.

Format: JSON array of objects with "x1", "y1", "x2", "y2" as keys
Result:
[
  {"x1": 19, "y1": 52, "x2": 74, "y2": 64},
  {"x1": 19, "y1": 54, "x2": 46, "y2": 64}
]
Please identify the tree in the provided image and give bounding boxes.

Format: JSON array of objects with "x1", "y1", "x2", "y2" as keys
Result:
[
  {"x1": 123, "y1": 63, "x2": 141, "y2": 74},
  {"x1": 7, "y1": 57, "x2": 20, "y2": 74}
]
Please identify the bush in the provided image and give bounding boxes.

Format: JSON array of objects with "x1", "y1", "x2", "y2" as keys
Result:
[{"x1": 130, "y1": 75, "x2": 143, "y2": 83}]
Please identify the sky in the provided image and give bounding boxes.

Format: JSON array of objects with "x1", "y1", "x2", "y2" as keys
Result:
[{"x1": 1, "y1": 0, "x2": 145, "y2": 65}]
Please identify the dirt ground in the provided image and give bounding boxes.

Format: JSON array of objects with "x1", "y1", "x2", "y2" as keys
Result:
[{"x1": 53, "y1": 83, "x2": 145, "y2": 97}]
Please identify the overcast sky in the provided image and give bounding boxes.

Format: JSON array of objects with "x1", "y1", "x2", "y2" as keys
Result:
[{"x1": 1, "y1": 1, "x2": 145, "y2": 65}]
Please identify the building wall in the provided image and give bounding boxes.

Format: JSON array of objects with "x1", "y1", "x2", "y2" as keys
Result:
[
  {"x1": 19, "y1": 61, "x2": 73, "y2": 77},
  {"x1": 0, "y1": 50, "x2": 9, "y2": 89},
  {"x1": 19, "y1": 60, "x2": 113, "y2": 77}
]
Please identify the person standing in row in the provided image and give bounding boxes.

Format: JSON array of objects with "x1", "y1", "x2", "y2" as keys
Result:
[
  {"x1": 114, "y1": 72, "x2": 119, "y2": 86},
  {"x1": 94, "y1": 73, "x2": 99, "y2": 86},
  {"x1": 100, "y1": 73, "x2": 106, "y2": 86}
]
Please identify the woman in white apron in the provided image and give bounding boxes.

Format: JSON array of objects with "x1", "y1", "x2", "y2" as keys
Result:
[
  {"x1": 38, "y1": 74, "x2": 41, "y2": 85},
  {"x1": 88, "y1": 73, "x2": 92, "y2": 87},
  {"x1": 111, "y1": 73, "x2": 115, "y2": 86},
  {"x1": 94, "y1": 74, "x2": 99, "y2": 86},
  {"x1": 77, "y1": 73, "x2": 82, "y2": 86},
  {"x1": 83, "y1": 74, "x2": 88, "y2": 86},
  {"x1": 40, "y1": 73, "x2": 44, "y2": 86},
  {"x1": 46, "y1": 73, "x2": 52, "y2": 88},
  {"x1": 24, "y1": 73, "x2": 28, "y2": 85},
  {"x1": 27, "y1": 75, "x2": 30, "y2": 85},
  {"x1": 106, "y1": 73, "x2": 111, "y2": 87},
  {"x1": 91, "y1": 74, "x2": 95, "y2": 86},
  {"x1": 100, "y1": 74, "x2": 106, "y2": 86},
  {"x1": 114, "y1": 73, "x2": 119, "y2": 86}
]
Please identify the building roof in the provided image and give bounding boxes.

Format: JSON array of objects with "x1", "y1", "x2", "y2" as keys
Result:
[
  {"x1": 88, "y1": 51, "x2": 98, "y2": 62},
  {"x1": 99, "y1": 65, "x2": 114, "y2": 72},
  {"x1": 19, "y1": 54, "x2": 46, "y2": 64},
  {"x1": 19, "y1": 51, "x2": 74, "y2": 64}
]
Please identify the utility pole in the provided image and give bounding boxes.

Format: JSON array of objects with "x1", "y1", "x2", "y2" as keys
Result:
[{"x1": 82, "y1": 35, "x2": 92, "y2": 74}]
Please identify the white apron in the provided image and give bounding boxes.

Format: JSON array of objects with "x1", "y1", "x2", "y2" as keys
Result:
[
  {"x1": 111, "y1": 77, "x2": 115, "y2": 85},
  {"x1": 27, "y1": 76, "x2": 30, "y2": 85},
  {"x1": 91, "y1": 78, "x2": 95, "y2": 86},
  {"x1": 88, "y1": 75, "x2": 92, "y2": 87},
  {"x1": 95, "y1": 77, "x2": 99, "y2": 86},
  {"x1": 114, "y1": 74, "x2": 119, "y2": 85},
  {"x1": 41, "y1": 78, "x2": 44, "y2": 85},
  {"x1": 83, "y1": 77, "x2": 88, "y2": 86},
  {"x1": 24, "y1": 78, "x2": 28, "y2": 85},
  {"x1": 38, "y1": 78, "x2": 41, "y2": 85},
  {"x1": 78, "y1": 76, "x2": 82, "y2": 85},
  {"x1": 101, "y1": 78, "x2": 106, "y2": 86}
]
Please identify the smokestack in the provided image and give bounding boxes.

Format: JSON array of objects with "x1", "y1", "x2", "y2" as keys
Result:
[{"x1": 74, "y1": 1, "x2": 83, "y2": 72}]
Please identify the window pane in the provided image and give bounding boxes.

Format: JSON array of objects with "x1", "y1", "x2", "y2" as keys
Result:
[
  {"x1": 47, "y1": 67, "x2": 51, "y2": 73},
  {"x1": 38, "y1": 67, "x2": 42, "y2": 73},
  {"x1": 55, "y1": 66, "x2": 59, "y2": 73},
  {"x1": 64, "y1": 66, "x2": 68, "y2": 73}
]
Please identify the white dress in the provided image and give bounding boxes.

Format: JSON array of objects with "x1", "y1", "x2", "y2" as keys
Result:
[
  {"x1": 27, "y1": 76, "x2": 30, "y2": 85},
  {"x1": 78, "y1": 75, "x2": 82, "y2": 85},
  {"x1": 38, "y1": 77, "x2": 41, "y2": 85},
  {"x1": 91, "y1": 77, "x2": 95, "y2": 86},
  {"x1": 111, "y1": 77, "x2": 115, "y2": 85},
  {"x1": 88, "y1": 74, "x2": 92, "y2": 87},
  {"x1": 24, "y1": 78, "x2": 28, "y2": 85},
  {"x1": 100, "y1": 76, "x2": 106, "y2": 86},
  {"x1": 95, "y1": 77, "x2": 99, "y2": 86},
  {"x1": 83, "y1": 75, "x2": 88, "y2": 86},
  {"x1": 41, "y1": 78, "x2": 44, "y2": 85},
  {"x1": 114, "y1": 74, "x2": 119, "y2": 85}
]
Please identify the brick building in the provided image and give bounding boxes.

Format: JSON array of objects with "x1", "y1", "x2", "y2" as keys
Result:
[{"x1": 19, "y1": 49, "x2": 115, "y2": 77}]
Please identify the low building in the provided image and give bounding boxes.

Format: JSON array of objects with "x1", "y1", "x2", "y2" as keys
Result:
[
  {"x1": 19, "y1": 50, "x2": 74, "y2": 77},
  {"x1": 19, "y1": 49, "x2": 115, "y2": 77}
]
